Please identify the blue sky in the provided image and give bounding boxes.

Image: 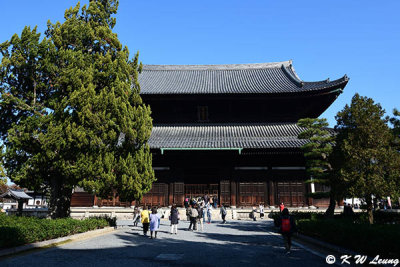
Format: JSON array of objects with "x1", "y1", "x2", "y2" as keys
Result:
[{"x1": 1, "y1": 0, "x2": 399, "y2": 126}]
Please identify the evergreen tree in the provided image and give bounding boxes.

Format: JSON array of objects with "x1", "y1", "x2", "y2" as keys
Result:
[
  {"x1": 334, "y1": 94, "x2": 400, "y2": 224},
  {"x1": 0, "y1": 0, "x2": 155, "y2": 218},
  {"x1": 297, "y1": 118, "x2": 340, "y2": 217},
  {"x1": 390, "y1": 108, "x2": 400, "y2": 150}
]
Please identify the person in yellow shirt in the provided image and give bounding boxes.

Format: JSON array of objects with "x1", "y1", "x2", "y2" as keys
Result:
[{"x1": 141, "y1": 205, "x2": 151, "y2": 236}]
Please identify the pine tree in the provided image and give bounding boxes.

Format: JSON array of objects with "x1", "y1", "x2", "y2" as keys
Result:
[
  {"x1": 334, "y1": 94, "x2": 400, "y2": 224},
  {"x1": 0, "y1": 0, "x2": 155, "y2": 218},
  {"x1": 297, "y1": 118, "x2": 340, "y2": 217},
  {"x1": 390, "y1": 109, "x2": 400, "y2": 150}
]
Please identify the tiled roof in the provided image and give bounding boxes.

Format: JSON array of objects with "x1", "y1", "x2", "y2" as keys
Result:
[
  {"x1": 0, "y1": 189, "x2": 32, "y2": 200},
  {"x1": 139, "y1": 60, "x2": 348, "y2": 94},
  {"x1": 148, "y1": 123, "x2": 320, "y2": 149}
]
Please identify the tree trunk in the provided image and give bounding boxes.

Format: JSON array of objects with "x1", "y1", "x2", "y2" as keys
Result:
[
  {"x1": 17, "y1": 199, "x2": 24, "y2": 216},
  {"x1": 49, "y1": 176, "x2": 72, "y2": 219},
  {"x1": 366, "y1": 196, "x2": 374, "y2": 224},
  {"x1": 324, "y1": 192, "x2": 336, "y2": 217}
]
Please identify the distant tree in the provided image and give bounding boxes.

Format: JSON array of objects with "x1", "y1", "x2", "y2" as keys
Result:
[
  {"x1": 0, "y1": 146, "x2": 7, "y2": 193},
  {"x1": 390, "y1": 108, "x2": 400, "y2": 149},
  {"x1": 334, "y1": 94, "x2": 400, "y2": 224},
  {"x1": 297, "y1": 118, "x2": 340, "y2": 217},
  {"x1": 0, "y1": 0, "x2": 155, "y2": 218}
]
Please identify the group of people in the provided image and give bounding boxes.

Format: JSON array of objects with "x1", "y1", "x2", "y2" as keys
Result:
[
  {"x1": 133, "y1": 200, "x2": 296, "y2": 255},
  {"x1": 133, "y1": 205, "x2": 162, "y2": 239},
  {"x1": 185, "y1": 195, "x2": 227, "y2": 231},
  {"x1": 132, "y1": 195, "x2": 228, "y2": 237}
]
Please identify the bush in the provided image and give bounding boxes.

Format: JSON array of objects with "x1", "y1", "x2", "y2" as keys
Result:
[
  {"x1": 0, "y1": 213, "x2": 112, "y2": 249},
  {"x1": 297, "y1": 218, "x2": 400, "y2": 258}
]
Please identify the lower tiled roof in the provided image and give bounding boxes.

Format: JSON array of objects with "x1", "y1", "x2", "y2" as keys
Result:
[{"x1": 148, "y1": 123, "x2": 312, "y2": 149}]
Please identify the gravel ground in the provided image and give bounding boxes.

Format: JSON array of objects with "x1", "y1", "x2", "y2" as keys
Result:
[{"x1": 1, "y1": 219, "x2": 329, "y2": 267}]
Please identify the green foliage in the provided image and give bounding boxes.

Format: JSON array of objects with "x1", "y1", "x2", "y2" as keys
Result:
[
  {"x1": 297, "y1": 118, "x2": 333, "y2": 184},
  {"x1": 297, "y1": 118, "x2": 340, "y2": 215},
  {"x1": 334, "y1": 94, "x2": 400, "y2": 223},
  {"x1": 0, "y1": 213, "x2": 111, "y2": 248},
  {"x1": 390, "y1": 108, "x2": 400, "y2": 151},
  {"x1": 297, "y1": 218, "x2": 400, "y2": 258},
  {"x1": 0, "y1": 1, "x2": 155, "y2": 217}
]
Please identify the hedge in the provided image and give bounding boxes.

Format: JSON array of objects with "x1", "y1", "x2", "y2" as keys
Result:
[
  {"x1": 0, "y1": 214, "x2": 115, "y2": 249},
  {"x1": 269, "y1": 210, "x2": 400, "y2": 226},
  {"x1": 297, "y1": 219, "x2": 400, "y2": 258}
]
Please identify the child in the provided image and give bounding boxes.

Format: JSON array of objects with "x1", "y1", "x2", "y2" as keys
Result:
[{"x1": 150, "y1": 207, "x2": 161, "y2": 239}]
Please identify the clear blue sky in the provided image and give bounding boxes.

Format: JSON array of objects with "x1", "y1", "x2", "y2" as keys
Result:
[{"x1": 1, "y1": 0, "x2": 399, "y2": 126}]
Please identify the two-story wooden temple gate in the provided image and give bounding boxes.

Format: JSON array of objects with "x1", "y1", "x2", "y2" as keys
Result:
[{"x1": 71, "y1": 60, "x2": 347, "y2": 208}]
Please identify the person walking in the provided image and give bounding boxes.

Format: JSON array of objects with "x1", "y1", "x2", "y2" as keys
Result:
[
  {"x1": 188, "y1": 204, "x2": 198, "y2": 231},
  {"x1": 259, "y1": 203, "x2": 265, "y2": 219},
  {"x1": 186, "y1": 205, "x2": 192, "y2": 221},
  {"x1": 220, "y1": 205, "x2": 227, "y2": 224},
  {"x1": 149, "y1": 207, "x2": 161, "y2": 239},
  {"x1": 140, "y1": 205, "x2": 151, "y2": 236},
  {"x1": 201, "y1": 199, "x2": 206, "y2": 223},
  {"x1": 133, "y1": 206, "x2": 141, "y2": 227},
  {"x1": 279, "y1": 202, "x2": 285, "y2": 213},
  {"x1": 184, "y1": 197, "x2": 189, "y2": 208},
  {"x1": 214, "y1": 196, "x2": 218, "y2": 209},
  {"x1": 251, "y1": 206, "x2": 257, "y2": 221},
  {"x1": 197, "y1": 203, "x2": 204, "y2": 231},
  {"x1": 206, "y1": 202, "x2": 212, "y2": 224},
  {"x1": 279, "y1": 208, "x2": 297, "y2": 254},
  {"x1": 170, "y1": 204, "x2": 179, "y2": 234}
]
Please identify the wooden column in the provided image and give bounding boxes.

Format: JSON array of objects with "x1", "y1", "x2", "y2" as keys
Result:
[
  {"x1": 93, "y1": 195, "x2": 98, "y2": 207},
  {"x1": 269, "y1": 181, "x2": 275, "y2": 207},
  {"x1": 264, "y1": 182, "x2": 268, "y2": 205},
  {"x1": 230, "y1": 181, "x2": 237, "y2": 207},
  {"x1": 168, "y1": 183, "x2": 174, "y2": 206},
  {"x1": 307, "y1": 183, "x2": 313, "y2": 206}
]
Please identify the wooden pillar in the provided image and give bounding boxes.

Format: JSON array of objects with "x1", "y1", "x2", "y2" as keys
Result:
[
  {"x1": 168, "y1": 183, "x2": 174, "y2": 206},
  {"x1": 93, "y1": 195, "x2": 98, "y2": 207},
  {"x1": 264, "y1": 182, "x2": 268, "y2": 205},
  {"x1": 307, "y1": 183, "x2": 313, "y2": 206},
  {"x1": 230, "y1": 181, "x2": 236, "y2": 207},
  {"x1": 269, "y1": 181, "x2": 275, "y2": 207}
]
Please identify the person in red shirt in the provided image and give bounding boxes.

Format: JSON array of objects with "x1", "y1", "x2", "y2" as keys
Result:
[{"x1": 279, "y1": 202, "x2": 285, "y2": 212}]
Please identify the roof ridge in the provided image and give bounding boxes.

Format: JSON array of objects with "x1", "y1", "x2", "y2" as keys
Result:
[
  {"x1": 153, "y1": 122, "x2": 300, "y2": 127},
  {"x1": 142, "y1": 61, "x2": 292, "y2": 71}
]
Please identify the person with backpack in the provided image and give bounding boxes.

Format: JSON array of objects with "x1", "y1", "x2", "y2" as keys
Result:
[
  {"x1": 188, "y1": 204, "x2": 198, "y2": 231},
  {"x1": 140, "y1": 205, "x2": 151, "y2": 236},
  {"x1": 220, "y1": 205, "x2": 227, "y2": 224},
  {"x1": 278, "y1": 208, "x2": 297, "y2": 254}
]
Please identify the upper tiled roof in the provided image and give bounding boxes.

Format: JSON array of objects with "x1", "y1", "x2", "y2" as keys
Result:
[
  {"x1": 148, "y1": 123, "x2": 325, "y2": 149},
  {"x1": 139, "y1": 60, "x2": 348, "y2": 94}
]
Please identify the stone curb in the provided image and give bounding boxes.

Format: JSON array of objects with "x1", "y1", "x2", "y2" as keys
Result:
[{"x1": 0, "y1": 227, "x2": 115, "y2": 258}]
